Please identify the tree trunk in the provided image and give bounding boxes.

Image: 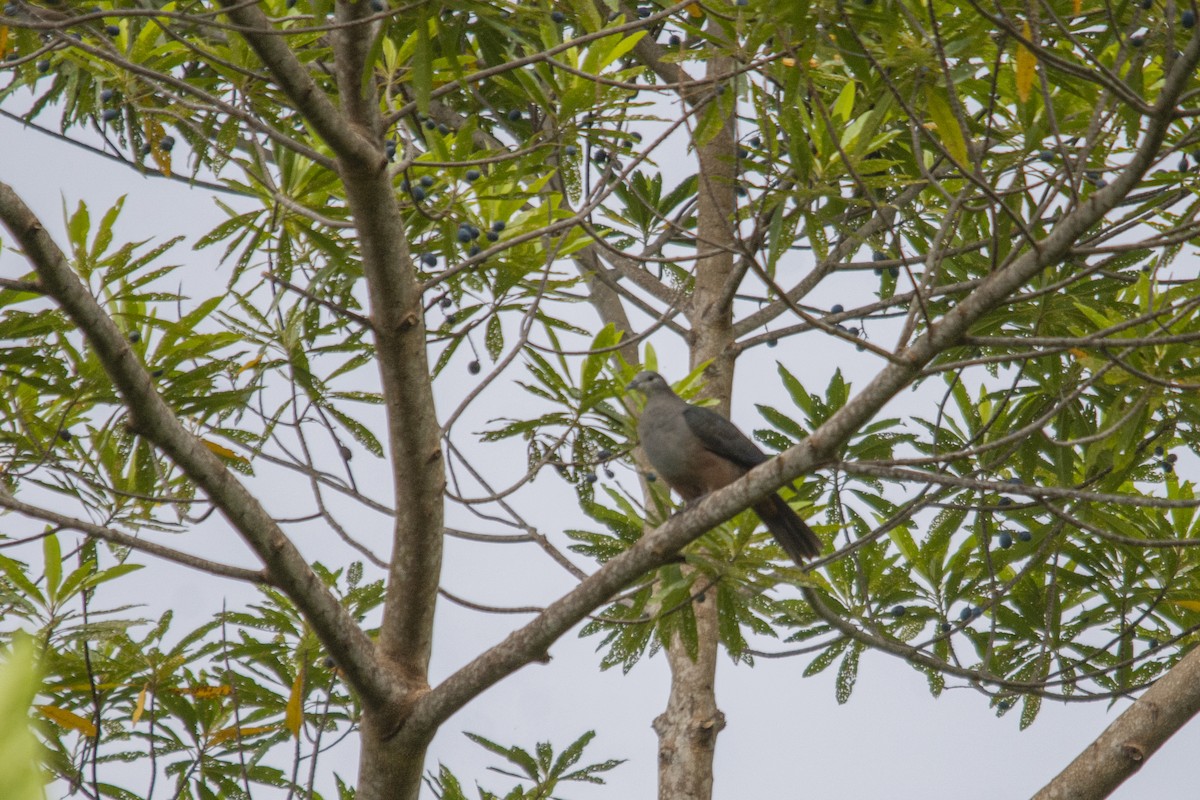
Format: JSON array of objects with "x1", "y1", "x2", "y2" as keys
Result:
[
  {"x1": 655, "y1": 41, "x2": 740, "y2": 799},
  {"x1": 356, "y1": 718, "x2": 431, "y2": 800},
  {"x1": 654, "y1": 592, "x2": 726, "y2": 800}
]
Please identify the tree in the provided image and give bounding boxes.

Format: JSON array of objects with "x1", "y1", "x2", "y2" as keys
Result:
[{"x1": 2, "y1": 0, "x2": 1200, "y2": 798}]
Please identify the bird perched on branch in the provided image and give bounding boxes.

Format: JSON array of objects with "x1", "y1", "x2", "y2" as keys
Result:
[{"x1": 627, "y1": 371, "x2": 821, "y2": 565}]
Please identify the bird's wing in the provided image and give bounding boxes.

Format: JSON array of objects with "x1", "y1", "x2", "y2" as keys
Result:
[{"x1": 681, "y1": 405, "x2": 768, "y2": 470}]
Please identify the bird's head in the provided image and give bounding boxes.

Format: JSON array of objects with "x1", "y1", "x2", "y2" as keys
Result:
[{"x1": 627, "y1": 371, "x2": 671, "y2": 396}]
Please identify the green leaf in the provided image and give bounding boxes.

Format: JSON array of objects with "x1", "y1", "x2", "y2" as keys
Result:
[
  {"x1": 835, "y1": 641, "x2": 862, "y2": 704},
  {"x1": 464, "y1": 733, "x2": 540, "y2": 780},
  {"x1": 66, "y1": 200, "x2": 90, "y2": 256},
  {"x1": 832, "y1": 81, "x2": 856, "y2": 122},
  {"x1": 1019, "y1": 692, "x2": 1042, "y2": 730},
  {"x1": 803, "y1": 637, "x2": 848, "y2": 677},
  {"x1": 924, "y1": 85, "x2": 969, "y2": 166},
  {"x1": 485, "y1": 314, "x2": 504, "y2": 361},
  {"x1": 413, "y1": 10, "x2": 432, "y2": 115},
  {"x1": 43, "y1": 533, "x2": 61, "y2": 605}
]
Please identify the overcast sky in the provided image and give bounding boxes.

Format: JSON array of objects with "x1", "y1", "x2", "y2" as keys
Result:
[{"x1": 3, "y1": 103, "x2": 1199, "y2": 800}]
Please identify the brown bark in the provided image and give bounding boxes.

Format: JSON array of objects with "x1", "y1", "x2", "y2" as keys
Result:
[
  {"x1": 214, "y1": 4, "x2": 447, "y2": 797},
  {"x1": 654, "y1": 594, "x2": 726, "y2": 800},
  {"x1": 1032, "y1": 645, "x2": 1200, "y2": 800}
]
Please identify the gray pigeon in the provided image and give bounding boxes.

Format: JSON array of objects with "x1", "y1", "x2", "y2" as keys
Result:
[{"x1": 628, "y1": 371, "x2": 821, "y2": 564}]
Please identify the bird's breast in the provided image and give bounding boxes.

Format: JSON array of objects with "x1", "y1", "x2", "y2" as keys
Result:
[{"x1": 638, "y1": 406, "x2": 746, "y2": 500}]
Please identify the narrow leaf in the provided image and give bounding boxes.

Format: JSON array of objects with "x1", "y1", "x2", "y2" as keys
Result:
[
  {"x1": 131, "y1": 685, "x2": 147, "y2": 725},
  {"x1": 209, "y1": 724, "x2": 278, "y2": 747},
  {"x1": 1016, "y1": 22, "x2": 1037, "y2": 103},
  {"x1": 43, "y1": 534, "x2": 61, "y2": 605},
  {"x1": 924, "y1": 85, "x2": 969, "y2": 166},
  {"x1": 37, "y1": 705, "x2": 97, "y2": 737},
  {"x1": 285, "y1": 672, "x2": 303, "y2": 738}
]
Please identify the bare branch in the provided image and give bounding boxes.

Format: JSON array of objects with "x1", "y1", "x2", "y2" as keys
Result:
[{"x1": 0, "y1": 492, "x2": 268, "y2": 583}]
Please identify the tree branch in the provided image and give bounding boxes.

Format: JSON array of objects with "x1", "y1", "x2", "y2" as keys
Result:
[
  {"x1": 0, "y1": 180, "x2": 391, "y2": 709},
  {"x1": 1032, "y1": 644, "x2": 1200, "y2": 800},
  {"x1": 215, "y1": 0, "x2": 374, "y2": 163},
  {"x1": 0, "y1": 493, "x2": 268, "y2": 584}
]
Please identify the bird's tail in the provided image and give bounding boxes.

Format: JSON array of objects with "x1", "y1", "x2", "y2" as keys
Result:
[{"x1": 754, "y1": 494, "x2": 822, "y2": 565}]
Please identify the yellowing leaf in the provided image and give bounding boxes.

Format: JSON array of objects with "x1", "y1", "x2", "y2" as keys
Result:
[
  {"x1": 1016, "y1": 22, "x2": 1037, "y2": 103},
  {"x1": 686, "y1": 3, "x2": 703, "y2": 17},
  {"x1": 781, "y1": 57, "x2": 796, "y2": 67},
  {"x1": 209, "y1": 723, "x2": 278, "y2": 747},
  {"x1": 1069, "y1": 348, "x2": 1088, "y2": 359},
  {"x1": 143, "y1": 119, "x2": 172, "y2": 178},
  {"x1": 37, "y1": 705, "x2": 97, "y2": 737},
  {"x1": 202, "y1": 439, "x2": 236, "y2": 458},
  {"x1": 1073, "y1": 0, "x2": 1082, "y2": 15},
  {"x1": 131, "y1": 685, "x2": 147, "y2": 725},
  {"x1": 0, "y1": 27, "x2": 8, "y2": 58},
  {"x1": 49, "y1": 680, "x2": 127, "y2": 692},
  {"x1": 201, "y1": 440, "x2": 248, "y2": 465},
  {"x1": 1171, "y1": 600, "x2": 1200, "y2": 613},
  {"x1": 174, "y1": 684, "x2": 232, "y2": 699},
  {"x1": 285, "y1": 672, "x2": 304, "y2": 739},
  {"x1": 237, "y1": 355, "x2": 262, "y2": 374},
  {"x1": 924, "y1": 86, "x2": 969, "y2": 166}
]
